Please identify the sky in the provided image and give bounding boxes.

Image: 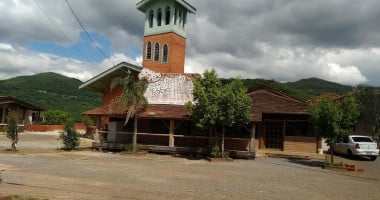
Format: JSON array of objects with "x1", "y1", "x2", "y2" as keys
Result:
[{"x1": 1, "y1": 0, "x2": 380, "y2": 86}]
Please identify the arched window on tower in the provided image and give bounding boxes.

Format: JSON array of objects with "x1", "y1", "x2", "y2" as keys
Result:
[
  {"x1": 162, "y1": 44, "x2": 168, "y2": 63},
  {"x1": 178, "y1": 9, "x2": 182, "y2": 26},
  {"x1": 154, "y1": 43, "x2": 160, "y2": 61},
  {"x1": 146, "y1": 41, "x2": 152, "y2": 60},
  {"x1": 149, "y1": 10, "x2": 154, "y2": 28},
  {"x1": 165, "y1": 7, "x2": 171, "y2": 25},
  {"x1": 157, "y1": 8, "x2": 162, "y2": 26},
  {"x1": 174, "y1": 7, "x2": 178, "y2": 25},
  {"x1": 183, "y1": 12, "x2": 187, "y2": 28}
]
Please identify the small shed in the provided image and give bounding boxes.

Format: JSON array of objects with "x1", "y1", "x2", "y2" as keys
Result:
[{"x1": 0, "y1": 96, "x2": 44, "y2": 132}]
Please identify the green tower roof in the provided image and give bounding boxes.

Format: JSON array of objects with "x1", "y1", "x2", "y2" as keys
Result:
[{"x1": 136, "y1": 0, "x2": 196, "y2": 14}]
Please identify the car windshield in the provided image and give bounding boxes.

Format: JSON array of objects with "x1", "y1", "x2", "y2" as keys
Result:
[{"x1": 352, "y1": 137, "x2": 373, "y2": 143}]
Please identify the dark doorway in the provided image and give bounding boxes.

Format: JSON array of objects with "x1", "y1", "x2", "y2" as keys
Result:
[{"x1": 265, "y1": 121, "x2": 283, "y2": 150}]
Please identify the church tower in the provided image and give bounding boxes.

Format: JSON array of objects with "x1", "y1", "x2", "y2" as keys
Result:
[{"x1": 137, "y1": 0, "x2": 196, "y2": 73}]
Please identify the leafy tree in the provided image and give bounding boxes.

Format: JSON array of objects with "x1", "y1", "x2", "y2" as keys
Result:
[
  {"x1": 43, "y1": 110, "x2": 72, "y2": 125},
  {"x1": 354, "y1": 86, "x2": 380, "y2": 141},
  {"x1": 60, "y1": 119, "x2": 80, "y2": 150},
  {"x1": 186, "y1": 69, "x2": 222, "y2": 138},
  {"x1": 110, "y1": 74, "x2": 148, "y2": 152},
  {"x1": 187, "y1": 70, "x2": 251, "y2": 157},
  {"x1": 82, "y1": 115, "x2": 95, "y2": 138},
  {"x1": 309, "y1": 94, "x2": 359, "y2": 163},
  {"x1": 6, "y1": 113, "x2": 18, "y2": 151},
  {"x1": 218, "y1": 79, "x2": 251, "y2": 153}
]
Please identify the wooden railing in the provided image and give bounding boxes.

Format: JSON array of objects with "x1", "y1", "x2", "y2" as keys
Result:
[{"x1": 96, "y1": 130, "x2": 251, "y2": 151}]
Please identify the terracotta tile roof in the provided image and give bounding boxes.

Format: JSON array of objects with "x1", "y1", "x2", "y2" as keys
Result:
[
  {"x1": 82, "y1": 105, "x2": 123, "y2": 116},
  {"x1": 83, "y1": 104, "x2": 191, "y2": 120},
  {"x1": 248, "y1": 85, "x2": 309, "y2": 121},
  {"x1": 307, "y1": 93, "x2": 344, "y2": 104}
]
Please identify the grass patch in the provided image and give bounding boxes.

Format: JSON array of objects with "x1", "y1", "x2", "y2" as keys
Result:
[
  {"x1": 324, "y1": 160, "x2": 344, "y2": 167},
  {"x1": 124, "y1": 144, "x2": 142, "y2": 152},
  {"x1": 0, "y1": 195, "x2": 48, "y2": 200}
]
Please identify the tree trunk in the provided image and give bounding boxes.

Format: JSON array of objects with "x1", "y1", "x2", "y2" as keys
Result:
[
  {"x1": 330, "y1": 144, "x2": 334, "y2": 164},
  {"x1": 133, "y1": 117, "x2": 138, "y2": 152},
  {"x1": 221, "y1": 125, "x2": 225, "y2": 156},
  {"x1": 11, "y1": 141, "x2": 16, "y2": 151}
]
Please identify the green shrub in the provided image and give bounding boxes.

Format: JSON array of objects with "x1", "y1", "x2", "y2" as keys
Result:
[
  {"x1": 82, "y1": 115, "x2": 95, "y2": 126},
  {"x1": 43, "y1": 110, "x2": 71, "y2": 125},
  {"x1": 124, "y1": 143, "x2": 142, "y2": 152},
  {"x1": 59, "y1": 119, "x2": 80, "y2": 150},
  {"x1": 333, "y1": 161, "x2": 344, "y2": 167},
  {"x1": 209, "y1": 138, "x2": 222, "y2": 158},
  {"x1": 6, "y1": 113, "x2": 18, "y2": 151},
  {"x1": 82, "y1": 115, "x2": 95, "y2": 139}
]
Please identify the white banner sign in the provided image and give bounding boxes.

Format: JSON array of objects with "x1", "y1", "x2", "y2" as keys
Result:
[{"x1": 139, "y1": 69, "x2": 194, "y2": 105}]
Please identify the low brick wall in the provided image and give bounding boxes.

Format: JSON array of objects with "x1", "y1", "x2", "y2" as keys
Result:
[
  {"x1": 175, "y1": 137, "x2": 209, "y2": 148},
  {"x1": 24, "y1": 124, "x2": 86, "y2": 132},
  {"x1": 283, "y1": 136, "x2": 316, "y2": 153},
  {"x1": 224, "y1": 138, "x2": 251, "y2": 151},
  {"x1": 138, "y1": 134, "x2": 169, "y2": 146}
]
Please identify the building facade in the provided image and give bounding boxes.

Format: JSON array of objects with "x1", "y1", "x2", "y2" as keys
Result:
[{"x1": 80, "y1": 0, "x2": 319, "y2": 154}]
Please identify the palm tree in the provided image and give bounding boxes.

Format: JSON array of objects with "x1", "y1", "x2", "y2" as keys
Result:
[{"x1": 110, "y1": 74, "x2": 148, "y2": 152}]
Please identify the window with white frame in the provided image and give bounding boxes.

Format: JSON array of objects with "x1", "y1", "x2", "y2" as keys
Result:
[
  {"x1": 154, "y1": 43, "x2": 160, "y2": 61},
  {"x1": 146, "y1": 41, "x2": 152, "y2": 60},
  {"x1": 162, "y1": 44, "x2": 168, "y2": 63}
]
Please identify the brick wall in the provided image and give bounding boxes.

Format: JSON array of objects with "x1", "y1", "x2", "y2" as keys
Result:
[
  {"x1": 143, "y1": 33, "x2": 186, "y2": 73},
  {"x1": 283, "y1": 136, "x2": 316, "y2": 153},
  {"x1": 103, "y1": 86, "x2": 122, "y2": 106},
  {"x1": 24, "y1": 124, "x2": 86, "y2": 132},
  {"x1": 224, "y1": 138, "x2": 251, "y2": 151}
]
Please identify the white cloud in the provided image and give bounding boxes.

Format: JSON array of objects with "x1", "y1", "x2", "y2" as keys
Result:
[
  {"x1": 0, "y1": 43, "x2": 15, "y2": 52},
  {"x1": 186, "y1": 44, "x2": 370, "y2": 86},
  {"x1": 324, "y1": 63, "x2": 367, "y2": 85},
  {"x1": 0, "y1": 42, "x2": 138, "y2": 82},
  {"x1": 1, "y1": 0, "x2": 380, "y2": 86}
]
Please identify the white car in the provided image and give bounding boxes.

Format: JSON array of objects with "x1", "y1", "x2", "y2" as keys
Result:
[{"x1": 335, "y1": 135, "x2": 379, "y2": 161}]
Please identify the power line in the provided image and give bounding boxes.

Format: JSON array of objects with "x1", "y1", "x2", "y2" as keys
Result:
[
  {"x1": 64, "y1": 0, "x2": 115, "y2": 66},
  {"x1": 32, "y1": 0, "x2": 91, "y2": 62}
]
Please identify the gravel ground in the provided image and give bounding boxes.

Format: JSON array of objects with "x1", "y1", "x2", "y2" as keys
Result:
[{"x1": 0, "y1": 133, "x2": 379, "y2": 200}]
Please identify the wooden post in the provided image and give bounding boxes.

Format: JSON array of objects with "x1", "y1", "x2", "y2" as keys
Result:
[
  {"x1": 132, "y1": 117, "x2": 138, "y2": 152},
  {"x1": 259, "y1": 123, "x2": 265, "y2": 149},
  {"x1": 282, "y1": 121, "x2": 286, "y2": 151},
  {"x1": 94, "y1": 117, "x2": 101, "y2": 143},
  {"x1": 169, "y1": 120, "x2": 175, "y2": 147},
  {"x1": 249, "y1": 123, "x2": 256, "y2": 152}
]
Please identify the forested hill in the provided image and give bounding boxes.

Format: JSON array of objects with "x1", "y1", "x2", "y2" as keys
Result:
[
  {"x1": 222, "y1": 77, "x2": 380, "y2": 101},
  {"x1": 284, "y1": 78, "x2": 354, "y2": 97},
  {"x1": 0, "y1": 72, "x2": 101, "y2": 122},
  {"x1": 1, "y1": 72, "x2": 378, "y2": 122}
]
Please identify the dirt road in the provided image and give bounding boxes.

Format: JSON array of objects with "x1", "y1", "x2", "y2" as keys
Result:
[{"x1": 0, "y1": 133, "x2": 379, "y2": 200}]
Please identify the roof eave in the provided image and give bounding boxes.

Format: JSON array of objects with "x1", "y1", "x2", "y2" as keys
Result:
[{"x1": 79, "y1": 62, "x2": 142, "y2": 91}]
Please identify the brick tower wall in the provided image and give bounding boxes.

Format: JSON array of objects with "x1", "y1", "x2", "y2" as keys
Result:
[{"x1": 142, "y1": 32, "x2": 186, "y2": 73}]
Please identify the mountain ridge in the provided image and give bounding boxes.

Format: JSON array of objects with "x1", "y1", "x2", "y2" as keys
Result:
[
  {"x1": 0, "y1": 72, "x2": 102, "y2": 122},
  {"x1": 1, "y1": 72, "x2": 378, "y2": 121}
]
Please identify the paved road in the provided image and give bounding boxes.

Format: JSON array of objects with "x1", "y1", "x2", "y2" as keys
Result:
[
  {"x1": 0, "y1": 133, "x2": 379, "y2": 200},
  {"x1": 327, "y1": 153, "x2": 380, "y2": 180},
  {"x1": 0, "y1": 151, "x2": 379, "y2": 200}
]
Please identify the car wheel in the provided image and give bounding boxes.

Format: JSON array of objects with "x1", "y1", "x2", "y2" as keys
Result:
[
  {"x1": 370, "y1": 156, "x2": 377, "y2": 161},
  {"x1": 347, "y1": 150, "x2": 354, "y2": 159}
]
